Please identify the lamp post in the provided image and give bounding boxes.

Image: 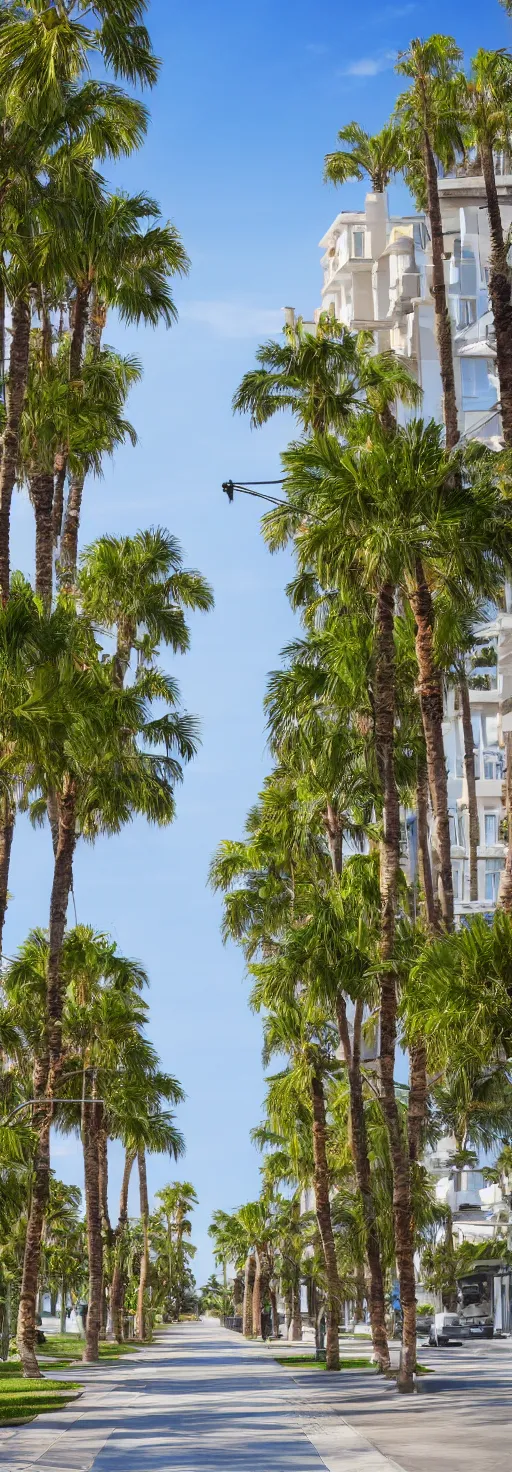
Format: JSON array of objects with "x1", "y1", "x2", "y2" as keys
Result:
[
  {"x1": 222, "y1": 478, "x2": 287, "y2": 507},
  {"x1": 1, "y1": 1098, "x2": 104, "y2": 1126}
]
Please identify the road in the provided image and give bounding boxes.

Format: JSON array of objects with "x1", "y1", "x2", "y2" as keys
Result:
[{"x1": 1, "y1": 1323, "x2": 511, "y2": 1471}]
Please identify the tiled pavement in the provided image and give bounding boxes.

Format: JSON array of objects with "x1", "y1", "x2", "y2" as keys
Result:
[
  {"x1": 1, "y1": 1323, "x2": 511, "y2": 1471},
  {"x1": 0, "y1": 1323, "x2": 404, "y2": 1472}
]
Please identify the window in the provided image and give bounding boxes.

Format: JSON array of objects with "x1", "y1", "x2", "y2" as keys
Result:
[
  {"x1": 483, "y1": 715, "x2": 499, "y2": 746},
  {"x1": 485, "y1": 858, "x2": 504, "y2": 902},
  {"x1": 461, "y1": 356, "x2": 495, "y2": 411},
  {"x1": 352, "y1": 229, "x2": 365, "y2": 259},
  {"x1": 485, "y1": 813, "x2": 498, "y2": 845},
  {"x1": 458, "y1": 298, "x2": 477, "y2": 328},
  {"x1": 453, "y1": 867, "x2": 460, "y2": 899},
  {"x1": 413, "y1": 221, "x2": 428, "y2": 249},
  {"x1": 483, "y1": 752, "x2": 503, "y2": 780},
  {"x1": 456, "y1": 812, "x2": 466, "y2": 847}
]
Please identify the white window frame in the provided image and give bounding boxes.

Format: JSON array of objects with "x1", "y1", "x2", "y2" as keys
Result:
[
  {"x1": 457, "y1": 297, "x2": 477, "y2": 328},
  {"x1": 352, "y1": 228, "x2": 365, "y2": 260},
  {"x1": 484, "y1": 812, "x2": 498, "y2": 845},
  {"x1": 485, "y1": 858, "x2": 504, "y2": 903}
]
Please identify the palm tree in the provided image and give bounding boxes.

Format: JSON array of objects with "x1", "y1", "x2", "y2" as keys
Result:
[
  {"x1": 267, "y1": 421, "x2": 512, "y2": 929},
  {"x1": 20, "y1": 336, "x2": 141, "y2": 605},
  {"x1": 0, "y1": 8, "x2": 154, "y2": 599},
  {"x1": 464, "y1": 50, "x2": 512, "y2": 445},
  {"x1": 153, "y1": 1183, "x2": 199, "y2": 1322},
  {"x1": 56, "y1": 191, "x2": 189, "y2": 575},
  {"x1": 9, "y1": 603, "x2": 196, "y2": 1374},
  {"x1": 395, "y1": 35, "x2": 465, "y2": 450},
  {"x1": 324, "y1": 121, "x2": 404, "y2": 193},
  {"x1": 79, "y1": 527, "x2": 214, "y2": 686},
  {"x1": 0, "y1": 2, "x2": 159, "y2": 99},
  {"x1": 234, "y1": 313, "x2": 419, "y2": 434}
]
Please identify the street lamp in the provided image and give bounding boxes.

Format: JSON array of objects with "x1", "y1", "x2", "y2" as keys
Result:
[
  {"x1": 2, "y1": 1099, "x2": 104, "y2": 1126},
  {"x1": 222, "y1": 478, "x2": 288, "y2": 507}
]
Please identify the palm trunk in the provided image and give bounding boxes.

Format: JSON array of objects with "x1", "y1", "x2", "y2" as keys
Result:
[
  {"x1": 354, "y1": 1266, "x2": 365, "y2": 1322},
  {"x1": 422, "y1": 129, "x2": 459, "y2": 450},
  {"x1": 16, "y1": 783, "x2": 77, "y2": 1373},
  {"x1": 1, "y1": 1283, "x2": 10, "y2": 1361},
  {"x1": 60, "y1": 1276, "x2": 67, "y2": 1334},
  {"x1": 0, "y1": 296, "x2": 31, "y2": 599},
  {"x1": 69, "y1": 283, "x2": 91, "y2": 382},
  {"x1": 310, "y1": 1072, "x2": 340, "y2": 1371},
  {"x1": 459, "y1": 671, "x2": 479, "y2": 902},
  {"x1": 0, "y1": 796, "x2": 15, "y2": 957},
  {"x1": 31, "y1": 472, "x2": 54, "y2": 607},
  {"x1": 252, "y1": 1248, "x2": 262, "y2": 1338},
  {"x1": 98, "y1": 1124, "x2": 112, "y2": 1335},
  {"x1": 136, "y1": 1148, "x2": 149, "y2": 1341},
  {"x1": 60, "y1": 472, "x2": 85, "y2": 580},
  {"x1": 290, "y1": 1276, "x2": 302, "y2": 1340},
  {"x1": 111, "y1": 1147, "x2": 135, "y2": 1342},
  {"x1": 83, "y1": 1101, "x2": 103, "y2": 1363},
  {"x1": 409, "y1": 561, "x2": 453, "y2": 929},
  {"x1": 270, "y1": 1286, "x2": 279, "y2": 1339},
  {"x1": 412, "y1": 767, "x2": 436, "y2": 1166},
  {"x1": 375, "y1": 581, "x2": 416, "y2": 1392},
  {"x1": 480, "y1": 140, "x2": 512, "y2": 448},
  {"x1": 242, "y1": 1252, "x2": 255, "y2": 1337},
  {"x1": 407, "y1": 1040, "x2": 427, "y2": 1163},
  {"x1": 441, "y1": 1208, "x2": 458, "y2": 1311},
  {"x1": 98, "y1": 1125, "x2": 112, "y2": 1243},
  {"x1": 52, "y1": 461, "x2": 67, "y2": 544},
  {"x1": 47, "y1": 779, "x2": 77, "y2": 1086},
  {"x1": 17, "y1": 1107, "x2": 50, "y2": 1378},
  {"x1": 233, "y1": 1273, "x2": 244, "y2": 1323},
  {"x1": 325, "y1": 802, "x2": 343, "y2": 876},
  {"x1": 336, "y1": 994, "x2": 390, "y2": 1371},
  {"x1": 416, "y1": 762, "x2": 436, "y2": 926}
]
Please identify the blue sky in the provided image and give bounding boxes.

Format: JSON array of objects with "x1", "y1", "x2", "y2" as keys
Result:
[{"x1": 6, "y1": 0, "x2": 509, "y2": 1288}]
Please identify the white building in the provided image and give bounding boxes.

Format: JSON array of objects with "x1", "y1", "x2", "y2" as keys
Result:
[
  {"x1": 316, "y1": 163, "x2": 512, "y2": 920},
  {"x1": 312, "y1": 164, "x2": 512, "y2": 1257}
]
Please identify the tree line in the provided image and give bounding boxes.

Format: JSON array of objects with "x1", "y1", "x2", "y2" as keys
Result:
[
  {"x1": 0, "y1": 2, "x2": 210, "y2": 1378},
  {"x1": 210, "y1": 15, "x2": 512, "y2": 1391}
]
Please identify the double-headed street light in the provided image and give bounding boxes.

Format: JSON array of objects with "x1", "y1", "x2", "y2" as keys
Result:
[{"x1": 222, "y1": 478, "x2": 288, "y2": 508}]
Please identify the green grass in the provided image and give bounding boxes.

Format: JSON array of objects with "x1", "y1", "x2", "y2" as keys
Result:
[
  {"x1": 0, "y1": 1373, "x2": 80, "y2": 1426},
  {"x1": 275, "y1": 1355, "x2": 374, "y2": 1370},
  {"x1": 37, "y1": 1334, "x2": 145, "y2": 1363}
]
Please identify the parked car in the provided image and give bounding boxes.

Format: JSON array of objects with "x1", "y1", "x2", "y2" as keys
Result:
[{"x1": 428, "y1": 1311, "x2": 493, "y2": 1346}]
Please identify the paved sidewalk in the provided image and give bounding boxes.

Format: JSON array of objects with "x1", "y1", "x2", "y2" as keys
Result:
[{"x1": 0, "y1": 1321, "x2": 404, "y2": 1472}]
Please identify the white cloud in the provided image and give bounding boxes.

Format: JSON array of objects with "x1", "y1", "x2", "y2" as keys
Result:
[
  {"x1": 341, "y1": 51, "x2": 396, "y2": 77},
  {"x1": 179, "y1": 301, "x2": 284, "y2": 340}
]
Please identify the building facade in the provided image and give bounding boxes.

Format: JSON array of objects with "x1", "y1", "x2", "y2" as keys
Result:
[
  {"x1": 304, "y1": 166, "x2": 512, "y2": 1273},
  {"x1": 316, "y1": 164, "x2": 512, "y2": 921}
]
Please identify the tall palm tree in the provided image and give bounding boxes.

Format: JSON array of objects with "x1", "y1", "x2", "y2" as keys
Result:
[
  {"x1": 262, "y1": 418, "x2": 512, "y2": 1387},
  {"x1": 0, "y1": 8, "x2": 153, "y2": 599},
  {"x1": 234, "y1": 313, "x2": 419, "y2": 434},
  {"x1": 464, "y1": 50, "x2": 512, "y2": 446},
  {"x1": 324, "y1": 121, "x2": 404, "y2": 193},
  {"x1": 153, "y1": 1183, "x2": 199, "y2": 1321},
  {"x1": 56, "y1": 191, "x2": 189, "y2": 575},
  {"x1": 20, "y1": 336, "x2": 141, "y2": 605},
  {"x1": 9, "y1": 604, "x2": 196, "y2": 1375},
  {"x1": 79, "y1": 527, "x2": 214, "y2": 685},
  {"x1": 257, "y1": 1002, "x2": 342, "y2": 1370},
  {"x1": 395, "y1": 35, "x2": 465, "y2": 450}
]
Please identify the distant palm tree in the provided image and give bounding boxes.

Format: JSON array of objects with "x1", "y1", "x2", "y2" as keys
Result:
[
  {"x1": 324, "y1": 121, "x2": 404, "y2": 193},
  {"x1": 395, "y1": 35, "x2": 465, "y2": 450}
]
